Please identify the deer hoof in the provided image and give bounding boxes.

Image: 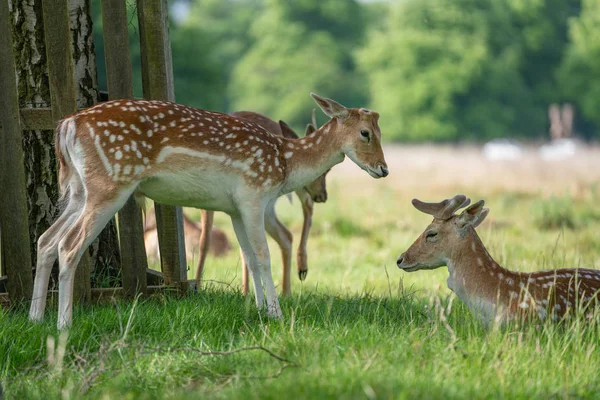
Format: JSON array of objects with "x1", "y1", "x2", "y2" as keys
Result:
[{"x1": 298, "y1": 269, "x2": 308, "y2": 281}]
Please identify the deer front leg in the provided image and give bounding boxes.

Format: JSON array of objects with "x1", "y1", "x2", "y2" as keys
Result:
[
  {"x1": 195, "y1": 209, "x2": 214, "y2": 286},
  {"x1": 241, "y1": 249, "x2": 250, "y2": 295},
  {"x1": 295, "y1": 190, "x2": 314, "y2": 281},
  {"x1": 232, "y1": 206, "x2": 282, "y2": 318},
  {"x1": 230, "y1": 215, "x2": 265, "y2": 309},
  {"x1": 264, "y1": 202, "x2": 293, "y2": 296}
]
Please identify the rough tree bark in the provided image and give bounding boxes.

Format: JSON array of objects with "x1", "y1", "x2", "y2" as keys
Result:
[{"x1": 9, "y1": 0, "x2": 120, "y2": 293}]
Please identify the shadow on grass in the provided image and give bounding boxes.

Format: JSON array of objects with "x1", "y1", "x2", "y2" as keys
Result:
[{"x1": 0, "y1": 285, "x2": 430, "y2": 370}]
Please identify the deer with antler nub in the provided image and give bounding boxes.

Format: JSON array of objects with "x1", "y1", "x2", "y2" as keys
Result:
[
  {"x1": 29, "y1": 93, "x2": 389, "y2": 329},
  {"x1": 397, "y1": 195, "x2": 600, "y2": 327}
]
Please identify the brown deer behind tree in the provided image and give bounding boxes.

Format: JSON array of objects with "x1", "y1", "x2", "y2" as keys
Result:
[{"x1": 142, "y1": 207, "x2": 232, "y2": 264}]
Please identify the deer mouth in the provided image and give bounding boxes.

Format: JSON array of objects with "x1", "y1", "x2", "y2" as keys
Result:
[
  {"x1": 398, "y1": 263, "x2": 421, "y2": 272},
  {"x1": 397, "y1": 256, "x2": 421, "y2": 272},
  {"x1": 311, "y1": 192, "x2": 327, "y2": 203},
  {"x1": 366, "y1": 164, "x2": 389, "y2": 178}
]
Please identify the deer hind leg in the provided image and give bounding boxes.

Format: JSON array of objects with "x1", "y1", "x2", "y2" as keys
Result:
[
  {"x1": 29, "y1": 178, "x2": 86, "y2": 322},
  {"x1": 56, "y1": 186, "x2": 135, "y2": 330},
  {"x1": 264, "y1": 202, "x2": 293, "y2": 296},
  {"x1": 195, "y1": 209, "x2": 214, "y2": 286}
]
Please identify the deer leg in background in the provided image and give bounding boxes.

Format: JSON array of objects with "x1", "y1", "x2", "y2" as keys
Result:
[
  {"x1": 296, "y1": 190, "x2": 314, "y2": 281},
  {"x1": 264, "y1": 202, "x2": 293, "y2": 296},
  {"x1": 195, "y1": 209, "x2": 214, "y2": 286}
]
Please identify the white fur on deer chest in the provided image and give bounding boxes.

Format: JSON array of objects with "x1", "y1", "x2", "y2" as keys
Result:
[{"x1": 446, "y1": 268, "x2": 500, "y2": 326}]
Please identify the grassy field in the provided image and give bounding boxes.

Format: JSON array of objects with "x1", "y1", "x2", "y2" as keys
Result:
[{"x1": 2, "y1": 144, "x2": 600, "y2": 399}]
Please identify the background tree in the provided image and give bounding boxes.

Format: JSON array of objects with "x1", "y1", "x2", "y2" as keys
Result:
[
  {"x1": 357, "y1": 0, "x2": 582, "y2": 142},
  {"x1": 558, "y1": 0, "x2": 600, "y2": 139},
  {"x1": 228, "y1": 0, "x2": 367, "y2": 130},
  {"x1": 10, "y1": 0, "x2": 120, "y2": 291},
  {"x1": 88, "y1": 0, "x2": 597, "y2": 142}
]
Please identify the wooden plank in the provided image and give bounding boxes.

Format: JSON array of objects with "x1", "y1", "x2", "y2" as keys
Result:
[
  {"x1": 58, "y1": 285, "x2": 167, "y2": 302},
  {"x1": 0, "y1": 0, "x2": 34, "y2": 302},
  {"x1": 146, "y1": 268, "x2": 164, "y2": 286},
  {"x1": 0, "y1": 284, "x2": 183, "y2": 308},
  {"x1": 88, "y1": 285, "x2": 169, "y2": 301},
  {"x1": 19, "y1": 108, "x2": 55, "y2": 131},
  {"x1": 42, "y1": 0, "x2": 91, "y2": 303},
  {"x1": 137, "y1": 0, "x2": 188, "y2": 291},
  {"x1": 102, "y1": 0, "x2": 148, "y2": 299}
]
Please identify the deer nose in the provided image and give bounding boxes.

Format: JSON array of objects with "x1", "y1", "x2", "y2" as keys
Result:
[
  {"x1": 380, "y1": 165, "x2": 389, "y2": 177},
  {"x1": 397, "y1": 255, "x2": 404, "y2": 267}
]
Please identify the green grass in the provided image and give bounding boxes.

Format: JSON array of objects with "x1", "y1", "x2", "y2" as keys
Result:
[{"x1": 2, "y1": 181, "x2": 600, "y2": 399}]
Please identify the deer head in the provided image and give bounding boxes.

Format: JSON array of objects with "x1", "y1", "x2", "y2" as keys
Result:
[
  {"x1": 397, "y1": 195, "x2": 490, "y2": 271},
  {"x1": 310, "y1": 93, "x2": 388, "y2": 179}
]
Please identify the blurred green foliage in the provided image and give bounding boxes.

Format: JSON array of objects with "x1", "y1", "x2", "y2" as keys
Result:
[
  {"x1": 532, "y1": 195, "x2": 577, "y2": 230},
  {"x1": 91, "y1": 0, "x2": 599, "y2": 142}
]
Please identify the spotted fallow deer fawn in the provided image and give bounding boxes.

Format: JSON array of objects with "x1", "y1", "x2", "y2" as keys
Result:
[
  {"x1": 196, "y1": 110, "x2": 330, "y2": 296},
  {"x1": 29, "y1": 93, "x2": 388, "y2": 329},
  {"x1": 397, "y1": 195, "x2": 600, "y2": 326}
]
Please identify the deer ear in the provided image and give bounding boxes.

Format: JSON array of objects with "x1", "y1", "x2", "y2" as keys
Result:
[
  {"x1": 278, "y1": 120, "x2": 299, "y2": 139},
  {"x1": 457, "y1": 200, "x2": 486, "y2": 228},
  {"x1": 311, "y1": 93, "x2": 349, "y2": 121},
  {"x1": 305, "y1": 124, "x2": 316, "y2": 136}
]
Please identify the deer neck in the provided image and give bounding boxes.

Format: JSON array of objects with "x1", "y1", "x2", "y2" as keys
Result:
[
  {"x1": 280, "y1": 120, "x2": 344, "y2": 194},
  {"x1": 446, "y1": 228, "x2": 515, "y2": 323}
]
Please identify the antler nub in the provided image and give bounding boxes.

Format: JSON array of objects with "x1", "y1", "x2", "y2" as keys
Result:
[{"x1": 412, "y1": 194, "x2": 471, "y2": 220}]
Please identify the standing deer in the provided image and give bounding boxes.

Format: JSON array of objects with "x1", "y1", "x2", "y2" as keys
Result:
[
  {"x1": 29, "y1": 93, "x2": 389, "y2": 329},
  {"x1": 196, "y1": 109, "x2": 329, "y2": 296},
  {"x1": 397, "y1": 195, "x2": 600, "y2": 326}
]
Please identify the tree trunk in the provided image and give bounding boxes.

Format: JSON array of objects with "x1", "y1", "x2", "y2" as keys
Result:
[{"x1": 9, "y1": 0, "x2": 121, "y2": 293}]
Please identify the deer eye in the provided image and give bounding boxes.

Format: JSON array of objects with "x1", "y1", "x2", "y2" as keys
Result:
[
  {"x1": 425, "y1": 231, "x2": 438, "y2": 242},
  {"x1": 360, "y1": 129, "x2": 370, "y2": 140}
]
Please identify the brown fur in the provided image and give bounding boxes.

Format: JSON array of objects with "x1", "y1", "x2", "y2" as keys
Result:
[
  {"x1": 143, "y1": 206, "x2": 231, "y2": 262},
  {"x1": 30, "y1": 94, "x2": 388, "y2": 329},
  {"x1": 196, "y1": 111, "x2": 331, "y2": 295},
  {"x1": 398, "y1": 195, "x2": 600, "y2": 325}
]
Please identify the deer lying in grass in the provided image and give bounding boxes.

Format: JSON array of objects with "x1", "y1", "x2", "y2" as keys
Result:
[
  {"x1": 29, "y1": 93, "x2": 388, "y2": 329},
  {"x1": 143, "y1": 205, "x2": 231, "y2": 263},
  {"x1": 397, "y1": 195, "x2": 600, "y2": 326},
  {"x1": 196, "y1": 110, "x2": 329, "y2": 296}
]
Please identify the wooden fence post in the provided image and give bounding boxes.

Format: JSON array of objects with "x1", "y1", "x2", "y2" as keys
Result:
[
  {"x1": 42, "y1": 0, "x2": 91, "y2": 303},
  {"x1": 101, "y1": 0, "x2": 148, "y2": 298},
  {"x1": 137, "y1": 0, "x2": 188, "y2": 291},
  {"x1": 0, "y1": 0, "x2": 34, "y2": 302}
]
